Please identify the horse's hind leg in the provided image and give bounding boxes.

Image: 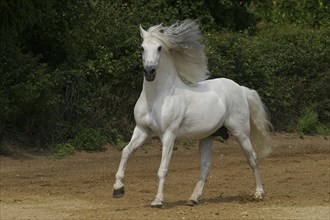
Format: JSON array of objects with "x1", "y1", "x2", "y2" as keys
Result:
[
  {"x1": 234, "y1": 132, "x2": 264, "y2": 200},
  {"x1": 187, "y1": 137, "x2": 213, "y2": 206}
]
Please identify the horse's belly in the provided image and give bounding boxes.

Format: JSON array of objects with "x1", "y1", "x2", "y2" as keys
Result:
[
  {"x1": 176, "y1": 129, "x2": 216, "y2": 140},
  {"x1": 175, "y1": 91, "x2": 226, "y2": 140},
  {"x1": 176, "y1": 111, "x2": 225, "y2": 140}
]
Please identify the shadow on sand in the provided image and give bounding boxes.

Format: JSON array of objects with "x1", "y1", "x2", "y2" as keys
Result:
[{"x1": 150, "y1": 192, "x2": 258, "y2": 209}]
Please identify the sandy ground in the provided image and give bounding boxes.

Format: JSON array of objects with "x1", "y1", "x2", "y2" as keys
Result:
[{"x1": 0, "y1": 133, "x2": 329, "y2": 219}]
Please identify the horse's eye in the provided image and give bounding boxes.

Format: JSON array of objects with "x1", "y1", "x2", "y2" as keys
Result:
[
  {"x1": 141, "y1": 46, "x2": 144, "y2": 52},
  {"x1": 158, "y1": 46, "x2": 162, "y2": 52}
]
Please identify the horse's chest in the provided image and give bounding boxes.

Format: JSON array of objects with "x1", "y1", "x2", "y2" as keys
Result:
[
  {"x1": 135, "y1": 98, "x2": 183, "y2": 132},
  {"x1": 135, "y1": 110, "x2": 163, "y2": 134},
  {"x1": 144, "y1": 111, "x2": 161, "y2": 131}
]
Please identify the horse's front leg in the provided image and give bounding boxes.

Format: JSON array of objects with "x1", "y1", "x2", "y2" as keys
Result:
[
  {"x1": 113, "y1": 126, "x2": 150, "y2": 198},
  {"x1": 151, "y1": 131, "x2": 176, "y2": 208},
  {"x1": 187, "y1": 137, "x2": 213, "y2": 206}
]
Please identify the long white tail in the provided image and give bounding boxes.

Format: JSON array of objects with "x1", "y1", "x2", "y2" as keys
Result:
[{"x1": 242, "y1": 86, "x2": 273, "y2": 160}]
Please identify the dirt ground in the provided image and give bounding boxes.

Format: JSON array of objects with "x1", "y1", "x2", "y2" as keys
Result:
[{"x1": 0, "y1": 133, "x2": 329, "y2": 219}]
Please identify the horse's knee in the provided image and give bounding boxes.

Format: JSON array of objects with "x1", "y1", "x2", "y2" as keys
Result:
[
  {"x1": 157, "y1": 168, "x2": 167, "y2": 179},
  {"x1": 122, "y1": 147, "x2": 131, "y2": 157},
  {"x1": 202, "y1": 161, "x2": 211, "y2": 167}
]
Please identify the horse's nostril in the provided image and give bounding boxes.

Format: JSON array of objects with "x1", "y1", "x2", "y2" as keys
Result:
[
  {"x1": 144, "y1": 66, "x2": 156, "y2": 81},
  {"x1": 144, "y1": 66, "x2": 156, "y2": 75}
]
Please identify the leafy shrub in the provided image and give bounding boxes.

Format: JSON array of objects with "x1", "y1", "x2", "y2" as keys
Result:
[
  {"x1": 316, "y1": 125, "x2": 330, "y2": 136},
  {"x1": 1, "y1": 1, "x2": 330, "y2": 156},
  {"x1": 252, "y1": 0, "x2": 330, "y2": 27},
  {"x1": 71, "y1": 127, "x2": 107, "y2": 152},
  {"x1": 109, "y1": 128, "x2": 127, "y2": 150},
  {"x1": 297, "y1": 108, "x2": 330, "y2": 136},
  {"x1": 297, "y1": 109, "x2": 319, "y2": 135},
  {"x1": 0, "y1": 37, "x2": 57, "y2": 137},
  {"x1": 206, "y1": 25, "x2": 330, "y2": 130},
  {"x1": 52, "y1": 127, "x2": 107, "y2": 158},
  {"x1": 53, "y1": 143, "x2": 75, "y2": 159}
]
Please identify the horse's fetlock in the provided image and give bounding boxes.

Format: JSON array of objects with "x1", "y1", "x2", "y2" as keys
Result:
[{"x1": 115, "y1": 172, "x2": 124, "y2": 180}]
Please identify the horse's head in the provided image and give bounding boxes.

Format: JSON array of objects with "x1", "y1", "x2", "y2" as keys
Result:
[
  {"x1": 140, "y1": 25, "x2": 163, "y2": 82},
  {"x1": 139, "y1": 20, "x2": 208, "y2": 85}
]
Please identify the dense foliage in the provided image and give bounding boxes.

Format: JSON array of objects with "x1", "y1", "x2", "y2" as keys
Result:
[{"x1": 1, "y1": 0, "x2": 329, "y2": 153}]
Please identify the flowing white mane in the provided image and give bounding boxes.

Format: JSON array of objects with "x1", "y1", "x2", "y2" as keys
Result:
[{"x1": 146, "y1": 20, "x2": 209, "y2": 85}]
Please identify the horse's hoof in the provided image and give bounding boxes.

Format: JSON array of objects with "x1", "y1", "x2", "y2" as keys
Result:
[
  {"x1": 186, "y1": 200, "x2": 198, "y2": 206},
  {"x1": 113, "y1": 186, "x2": 125, "y2": 198},
  {"x1": 254, "y1": 191, "x2": 264, "y2": 201},
  {"x1": 151, "y1": 204, "x2": 162, "y2": 209}
]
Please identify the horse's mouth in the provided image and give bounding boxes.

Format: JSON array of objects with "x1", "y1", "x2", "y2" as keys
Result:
[
  {"x1": 144, "y1": 66, "x2": 156, "y2": 81},
  {"x1": 144, "y1": 73, "x2": 156, "y2": 81}
]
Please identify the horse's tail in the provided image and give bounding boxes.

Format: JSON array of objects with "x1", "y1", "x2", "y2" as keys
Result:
[{"x1": 242, "y1": 86, "x2": 273, "y2": 160}]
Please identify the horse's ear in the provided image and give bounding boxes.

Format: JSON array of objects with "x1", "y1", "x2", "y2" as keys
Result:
[{"x1": 140, "y1": 24, "x2": 147, "y2": 38}]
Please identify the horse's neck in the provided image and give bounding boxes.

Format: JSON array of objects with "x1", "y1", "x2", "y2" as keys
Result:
[{"x1": 142, "y1": 52, "x2": 179, "y2": 101}]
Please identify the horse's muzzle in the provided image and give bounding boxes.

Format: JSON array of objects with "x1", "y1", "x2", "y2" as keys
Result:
[{"x1": 144, "y1": 66, "x2": 156, "y2": 81}]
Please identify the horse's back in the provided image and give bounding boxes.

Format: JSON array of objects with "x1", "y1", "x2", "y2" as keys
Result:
[
  {"x1": 199, "y1": 78, "x2": 245, "y2": 103},
  {"x1": 201, "y1": 77, "x2": 241, "y2": 90}
]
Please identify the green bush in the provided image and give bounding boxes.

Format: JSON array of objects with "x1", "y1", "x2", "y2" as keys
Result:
[
  {"x1": 297, "y1": 109, "x2": 319, "y2": 135},
  {"x1": 206, "y1": 25, "x2": 330, "y2": 130},
  {"x1": 1, "y1": 1, "x2": 329, "y2": 157},
  {"x1": 52, "y1": 127, "x2": 107, "y2": 158},
  {"x1": 53, "y1": 143, "x2": 75, "y2": 159},
  {"x1": 0, "y1": 37, "x2": 57, "y2": 137},
  {"x1": 71, "y1": 127, "x2": 107, "y2": 152},
  {"x1": 252, "y1": 0, "x2": 330, "y2": 27},
  {"x1": 316, "y1": 125, "x2": 330, "y2": 136},
  {"x1": 297, "y1": 108, "x2": 330, "y2": 136}
]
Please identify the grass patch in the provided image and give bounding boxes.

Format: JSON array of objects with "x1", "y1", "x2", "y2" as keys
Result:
[
  {"x1": 53, "y1": 143, "x2": 75, "y2": 159},
  {"x1": 297, "y1": 108, "x2": 330, "y2": 136}
]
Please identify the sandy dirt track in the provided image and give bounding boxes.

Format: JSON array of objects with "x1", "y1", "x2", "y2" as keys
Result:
[{"x1": 1, "y1": 133, "x2": 329, "y2": 219}]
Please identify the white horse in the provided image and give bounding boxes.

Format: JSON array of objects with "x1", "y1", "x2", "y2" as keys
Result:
[{"x1": 113, "y1": 20, "x2": 272, "y2": 208}]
